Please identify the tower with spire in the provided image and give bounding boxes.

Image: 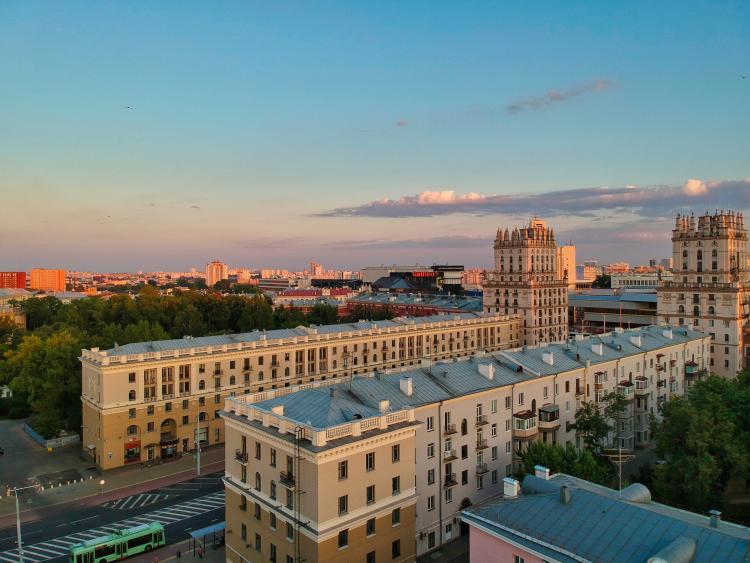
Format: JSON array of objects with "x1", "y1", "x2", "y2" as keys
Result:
[
  {"x1": 657, "y1": 210, "x2": 749, "y2": 378},
  {"x1": 483, "y1": 217, "x2": 569, "y2": 346}
]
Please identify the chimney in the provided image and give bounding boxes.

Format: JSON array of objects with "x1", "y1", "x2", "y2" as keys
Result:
[
  {"x1": 378, "y1": 399, "x2": 390, "y2": 413},
  {"x1": 662, "y1": 329, "x2": 673, "y2": 340},
  {"x1": 503, "y1": 477, "x2": 520, "y2": 498},
  {"x1": 630, "y1": 335, "x2": 642, "y2": 347},
  {"x1": 271, "y1": 405, "x2": 284, "y2": 416},
  {"x1": 534, "y1": 465, "x2": 550, "y2": 480},
  {"x1": 709, "y1": 509, "x2": 721, "y2": 528},
  {"x1": 560, "y1": 485, "x2": 572, "y2": 505},
  {"x1": 591, "y1": 343, "x2": 603, "y2": 356},
  {"x1": 542, "y1": 351, "x2": 554, "y2": 366},
  {"x1": 478, "y1": 363, "x2": 495, "y2": 381},
  {"x1": 399, "y1": 375, "x2": 414, "y2": 397}
]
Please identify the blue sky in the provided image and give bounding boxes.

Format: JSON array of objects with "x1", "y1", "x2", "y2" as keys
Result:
[{"x1": 1, "y1": 1, "x2": 748, "y2": 271}]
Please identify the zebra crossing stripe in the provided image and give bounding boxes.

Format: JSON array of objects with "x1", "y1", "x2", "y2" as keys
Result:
[
  {"x1": 0, "y1": 553, "x2": 18, "y2": 563},
  {"x1": 23, "y1": 545, "x2": 65, "y2": 556}
]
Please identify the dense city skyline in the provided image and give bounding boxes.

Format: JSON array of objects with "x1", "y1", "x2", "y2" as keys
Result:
[{"x1": 2, "y1": 2, "x2": 748, "y2": 271}]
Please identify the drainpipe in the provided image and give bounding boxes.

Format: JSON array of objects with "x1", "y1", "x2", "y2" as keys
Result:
[{"x1": 437, "y1": 400, "x2": 444, "y2": 548}]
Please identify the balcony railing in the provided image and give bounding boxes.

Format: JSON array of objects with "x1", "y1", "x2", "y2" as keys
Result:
[
  {"x1": 443, "y1": 449, "x2": 457, "y2": 462},
  {"x1": 475, "y1": 438, "x2": 488, "y2": 451},
  {"x1": 235, "y1": 450, "x2": 249, "y2": 464},
  {"x1": 443, "y1": 423, "x2": 457, "y2": 436},
  {"x1": 475, "y1": 463, "x2": 488, "y2": 475},
  {"x1": 280, "y1": 471, "x2": 296, "y2": 488},
  {"x1": 475, "y1": 414, "x2": 488, "y2": 426},
  {"x1": 443, "y1": 473, "x2": 458, "y2": 488},
  {"x1": 214, "y1": 370, "x2": 224, "y2": 376}
]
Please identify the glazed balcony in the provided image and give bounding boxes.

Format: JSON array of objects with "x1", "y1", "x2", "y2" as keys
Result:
[
  {"x1": 617, "y1": 381, "x2": 635, "y2": 400},
  {"x1": 538, "y1": 405, "x2": 560, "y2": 430},
  {"x1": 513, "y1": 411, "x2": 539, "y2": 439},
  {"x1": 635, "y1": 377, "x2": 649, "y2": 396}
]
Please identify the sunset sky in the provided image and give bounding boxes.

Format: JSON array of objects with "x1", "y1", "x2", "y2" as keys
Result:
[{"x1": 1, "y1": 1, "x2": 748, "y2": 271}]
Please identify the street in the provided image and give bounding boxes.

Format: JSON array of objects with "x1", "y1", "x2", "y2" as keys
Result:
[{"x1": 0, "y1": 472, "x2": 225, "y2": 562}]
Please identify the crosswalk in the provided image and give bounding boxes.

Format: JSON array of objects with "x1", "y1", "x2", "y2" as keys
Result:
[
  {"x1": 103, "y1": 493, "x2": 173, "y2": 510},
  {"x1": 0, "y1": 490, "x2": 225, "y2": 563}
]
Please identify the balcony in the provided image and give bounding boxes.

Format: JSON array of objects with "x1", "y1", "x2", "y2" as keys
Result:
[
  {"x1": 235, "y1": 450, "x2": 249, "y2": 464},
  {"x1": 214, "y1": 370, "x2": 224, "y2": 376},
  {"x1": 475, "y1": 463, "x2": 488, "y2": 475},
  {"x1": 513, "y1": 411, "x2": 539, "y2": 439},
  {"x1": 475, "y1": 414, "x2": 488, "y2": 426},
  {"x1": 617, "y1": 381, "x2": 635, "y2": 400},
  {"x1": 575, "y1": 387, "x2": 584, "y2": 397},
  {"x1": 443, "y1": 423, "x2": 457, "y2": 436},
  {"x1": 280, "y1": 471, "x2": 296, "y2": 489},
  {"x1": 475, "y1": 438, "x2": 488, "y2": 451},
  {"x1": 635, "y1": 377, "x2": 649, "y2": 396},
  {"x1": 443, "y1": 473, "x2": 458, "y2": 488},
  {"x1": 538, "y1": 405, "x2": 560, "y2": 430},
  {"x1": 685, "y1": 362, "x2": 707, "y2": 379},
  {"x1": 443, "y1": 449, "x2": 457, "y2": 462}
]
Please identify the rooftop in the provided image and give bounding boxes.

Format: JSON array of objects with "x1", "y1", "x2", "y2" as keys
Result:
[
  {"x1": 350, "y1": 292, "x2": 483, "y2": 311},
  {"x1": 461, "y1": 473, "x2": 750, "y2": 562}
]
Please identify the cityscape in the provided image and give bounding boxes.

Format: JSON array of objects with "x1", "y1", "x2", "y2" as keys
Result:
[{"x1": 1, "y1": 3, "x2": 749, "y2": 563}]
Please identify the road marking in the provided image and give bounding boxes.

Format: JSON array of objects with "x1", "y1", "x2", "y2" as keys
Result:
[{"x1": 56, "y1": 515, "x2": 99, "y2": 528}]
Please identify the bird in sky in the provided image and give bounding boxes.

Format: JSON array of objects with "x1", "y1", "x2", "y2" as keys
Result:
[
  {"x1": 125, "y1": 106, "x2": 133, "y2": 109},
  {"x1": 741, "y1": 75, "x2": 747, "y2": 80}
]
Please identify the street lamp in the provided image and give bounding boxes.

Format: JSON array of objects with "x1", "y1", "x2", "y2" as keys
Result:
[
  {"x1": 11, "y1": 483, "x2": 42, "y2": 563},
  {"x1": 99, "y1": 479, "x2": 106, "y2": 495}
]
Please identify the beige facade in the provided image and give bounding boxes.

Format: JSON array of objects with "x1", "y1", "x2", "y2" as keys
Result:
[
  {"x1": 223, "y1": 401, "x2": 418, "y2": 563},
  {"x1": 484, "y1": 218, "x2": 569, "y2": 346},
  {"x1": 205, "y1": 260, "x2": 229, "y2": 288},
  {"x1": 80, "y1": 312, "x2": 519, "y2": 470},
  {"x1": 657, "y1": 211, "x2": 750, "y2": 377},
  {"x1": 556, "y1": 244, "x2": 577, "y2": 289},
  {"x1": 221, "y1": 325, "x2": 709, "y2": 558}
]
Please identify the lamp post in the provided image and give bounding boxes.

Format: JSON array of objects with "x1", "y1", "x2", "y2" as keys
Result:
[
  {"x1": 11, "y1": 484, "x2": 42, "y2": 563},
  {"x1": 99, "y1": 479, "x2": 106, "y2": 495}
]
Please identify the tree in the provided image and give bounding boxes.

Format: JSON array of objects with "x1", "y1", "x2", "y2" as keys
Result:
[
  {"x1": 592, "y1": 274, "x2": 611, "y2": 289},
  {"x1": 602, "y1": 391, "x2": 629, "y2": 449},
  {"x1": 516, "y1": 441, "x2": 610, "y2": 485},
  {"x1": 21, "y1": 296, "x2": 61, "y2": 330},
  {"x1": 212, "y1": 279, "x2": 232, "y2": 292},
  {"x1": 231, "y1": 284, "x2": 260, "y2": 295},
  {"x1": 571, "y1": 401, "x2": 610, "y2": 453},
  {"x1": 307, "y1": 303, "x2": 339, "y2": 326},
  {"x1": 173, "y1": 304, "x2": 206, "y2": 338}
]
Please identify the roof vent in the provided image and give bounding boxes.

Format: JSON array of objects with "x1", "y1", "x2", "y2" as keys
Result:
[
  {"x1": 620, "y1": 483, "x2": 651, "y2": 504},
  {"x1": 478, "y1": 363, "x2": 495, "y2": 381},
  {"x1": 399, "y1": 375, "x2": 413, "y2": 397},
  {"x1": 630, "y1": 335, "x2": 642, "y2": 347},
  {"x1": 542, "y1": 351, "x2": 554, "y2": 366},
  {"x1": 560, "y1": 485, "x2": 572, "y2": 505},
  {"x1": 662, "y1": 329, "x2": 673, "y2": 340},
  {"x1": 534, "y1": 465, "x2": 550, "y2": 480},
  {"x1": 709, "y1": 509, "x2": 721, "y2": 528},
  {"x1": 646, "y1": 536, "x2": 697, "y2": 563},
  {"x1": 591, "y1": 343, "x2": 603, "y2": 356},
  {"x1": 378, "y1": 399, "x2": 390, "y2": 413},
  {"x1": 503, "y1": 477, "x2": 520, "y2": 498}
]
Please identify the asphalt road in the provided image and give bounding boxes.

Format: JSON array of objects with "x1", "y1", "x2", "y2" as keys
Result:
[{"x1": 0, "y1": 472, "x2": 225, "y2": 562}]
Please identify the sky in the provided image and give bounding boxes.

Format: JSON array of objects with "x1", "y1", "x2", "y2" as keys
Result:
[{"x1": 1, "y1": 1, "x2": 748, "y2": 272}]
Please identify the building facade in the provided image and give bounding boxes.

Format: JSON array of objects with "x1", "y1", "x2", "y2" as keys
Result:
[
  {"x1": 29, "y1": 268, "x2": 66, "y2": 292},
  {"x1": 222, "y1": 325, "x2": 709, "y2": 559},
  {"x1": 483, "y1": 218, "x2": 569, "y2": 346},
  {"x1": 657, "y1": 211, "x2": 750, "y2": 377},
  {"x1": 0, "y1": 272, "x2": 26, "y2": 289},
  {"x1": 205, "y1": 260, "x2": 229, "y2": 288},
  {"x1": 80, "y1": 312, "x2": 519, "y2": 470},
  {"x1": 556, "y1": 244, "x2": 577, "y2": 289}
]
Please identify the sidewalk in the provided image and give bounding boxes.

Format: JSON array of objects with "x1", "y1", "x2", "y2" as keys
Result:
[
  {"x1": 130, "y1": 539, "x2": 225, "y2": 562},
  {"x1": 417, "y1": 536, "x2": 469, "y2": 563},
  {"x1": 0, "y1": 445, "x2": 225, "y2": 525}
]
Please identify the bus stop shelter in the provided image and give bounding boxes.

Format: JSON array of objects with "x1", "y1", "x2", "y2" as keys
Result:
[{"x1": 188, "y1": 521, "x2": 225, "y2": 556}]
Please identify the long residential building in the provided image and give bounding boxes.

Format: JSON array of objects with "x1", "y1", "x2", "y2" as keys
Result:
[
  {"x1": 221, "y1": 325, "x2": 709, "y2": 561},
  {"x1": 80, "y1": 312, "x2": 520, "y2": 470}
]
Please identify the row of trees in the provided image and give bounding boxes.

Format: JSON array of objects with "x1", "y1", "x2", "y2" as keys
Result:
[{"x1": 0, "y1": 288, "x2": 394, "y2": 438}]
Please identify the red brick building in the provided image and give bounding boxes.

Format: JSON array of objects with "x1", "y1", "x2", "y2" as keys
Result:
[{"x1": 0, "y1": 272, "x2": 26, "y2": 289}]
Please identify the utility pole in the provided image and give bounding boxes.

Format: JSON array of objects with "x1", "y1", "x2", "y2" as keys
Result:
[{"x1": 12, "y1": 484, "x2": 42, "y2": 563}]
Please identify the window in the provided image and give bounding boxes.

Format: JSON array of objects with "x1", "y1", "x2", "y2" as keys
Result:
[
  {"x1": 392, "y1": 444, "x2": 400, "y2": 463},
  {"x1": 506, "y1": 441, "x2": 511, "y2": 453},
  {"x1": 513, "y1": 556, "x2": 525, "y2": 563},
  {"x1": 255, "y1": 533, "x2": 261, "y2": 551},
  {"x1": 338, "y1": 494, "x2": 348, "y2": 515},
  {"x1": 445, "y1": 488, "x2": 452, "y2": 503},
  {"x1": 392, "y1": 476, "x2": 400, "y2": 495},
  {"x1": 491, "y1": 446, "x2": 498, "y2": 460},
  {"x1": 366, "y1": 452, "x2": 375, "y2": 471},
  {"x1": 427, "y1": 443, "x2": 435, "y2": 458},
  {"x1": 491, "y1": 423, "x2": 497, "y2": 437},
  {"x1": 147, "y1": 422, "x2": 154, "y2": 432},
  {"x1": 338, "y1": 529, "x2": 348, "y2": 549},
  {"x1": 128, "y1": 408, "x2": 136, "y2": 419},
  {"x1": 366, "y1": 517, "x2": 376, "y2": 536},
  {"x1": 505, "y1": 419, "x2": 511, "y2": 432},
  {"x1": 286, "y1": 522, "x2": 293, "y2": 540},
  {"x1": 128, "y1": 390, "x2": 136, "y2": 401},
  {"x1": 367, "y1": 484, "x2": 376, "y2": 504},
  {"x1": 270, "y1": 448, "x2": 276, "y2": 467},
  {"x1": 270, "y1": 513, "x2": 277, "y2": 529},
  {"x1": 391, "y1": 507, "x2": 401, "y2": 525},
  {"x1": 427, "y1": 495, "x2": 435, "y2": 511},
  {"x1": 426, "y1": 416, "x2": 434, "y2": 431},
  {"x1": 254, "y1": 503, "x2": 261, "y2": 520},
  {"x1": 182, "y1": 415, "x2": 189, "y2": 425},
  {"x1": 491, "y1": 399, "x2": 497, "y2": 413},
  {"x1": 128, "y1": 372, "x2": 136, "y2": 383},
  {"x1": 461, "y1": 445, "x2": 468, "y2": 459},
  {"x1": 367, "y1": 552, "x2": 376, "y2": 563},
  {"x1": 338, "y1": 460, "x2": 348, "y2": 480},
  {"x1": 505, "y1": 396, "x2": 511, "y2": 409},
  {"x1": 517, "y1": 392, "x2": 524, "y2": 405},
  {"x1": 241, "y1": 523, "x2": 247, "y2": 541},
  {"x1": 270, "y1": 481, "x2": 277, "y2": 500},
  {"x1": 255, "y1": 442, "x2": 261, "y2": 460},
  {"x1": 461, "y1": 470, "x2": 468, "y2": 485},
  {"x1": 392, "y1": 539, "x2": 401, "y2": 559},
  {"x1": 427, "y1": 468, "x2": 435, "y2": 485}
]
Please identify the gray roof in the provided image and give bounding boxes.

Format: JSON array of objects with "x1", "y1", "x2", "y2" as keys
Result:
[
  {"x1": 350, "y1": 292, "x2": 483, "y2": 312},
  {"x1": 101, "y1": 311, "x2": 488, "y2": 357},
  {"x1": 461, "y1": 474, "x2": 750, "y2": 562}
]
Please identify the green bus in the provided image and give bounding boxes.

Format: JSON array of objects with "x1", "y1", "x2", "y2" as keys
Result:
[{"x1": 69, "y1": 522, "x2": 166, "y2": 563}]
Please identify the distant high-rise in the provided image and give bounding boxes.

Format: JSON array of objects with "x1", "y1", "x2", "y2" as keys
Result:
[
  {"x1": 205, "y1": 260, "x2": 228, "y2": 288},
  {"x1": 0, "y1": 272, "x2": 26, "y2": 289},
  {"x1": 657, "y1": 211, "x2": 750, "y2": 377},
  {"x1": 29, "y1": 269, "x2": 66, "y2": 292},
  {"x1": 483, "y1": 218, "x2": 568, "y2": 346},
  {"x1": 556, "y1": 245, "x2": 576, "y2": 289},
  {"x1": 310, "y1": 261, "x2": 323, "y2": 276}
]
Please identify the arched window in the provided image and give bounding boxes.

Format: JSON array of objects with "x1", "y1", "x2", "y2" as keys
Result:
[
  {"x1": 531, "y1": 399, "x2": 537, "y2": 413},
  {"x1": 270, "y1": 481, "x2": 277, "y2": 500},
  {"x1": 128, "y1": 390, "x2": 136, "y2": 401},
  {"x1": 229, "y1": 375, "x2": 236, "y2": 385},
  {"x1": 127, "y1": 425, "x2": 138, "y2": 436},
  {"x1": 461, "y1": 419, "x2": 468, "y2": 435},
  {"x1": 678, "y1": 305, "x2": 685, "y2": 314},
  {"x1": 255, "y1": 472, "x2": 261, "y2": 490},
  {"x1": 198, "y1": 380, "x2": 205, "y2": 390},
  {"x1": 708, "y1": 306, "x2": 715, "y2": 315},
  {"x1": 199, "y1": 412, "x2": 207, "y2": 422},
  {"x1": 284, "y1": 367, "x2": 290, "y2": 377}
]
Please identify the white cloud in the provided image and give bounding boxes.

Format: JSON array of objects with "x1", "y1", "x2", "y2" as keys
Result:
[{"x1": 682, "y1": 179, "x2": 708, "y2": 196}]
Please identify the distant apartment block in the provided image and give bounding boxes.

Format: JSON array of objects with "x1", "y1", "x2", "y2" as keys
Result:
[
  {"x1": 569, "y1": 291, "x2": 658, "y2": 333},
  {"x1": 348, "y1": 292, "x2": 483, "y2": 316},
  {"x1": 461, "y1": 471, "x2": 750, "y2": 563},
  {"x1": 205, "y1": 260, "x2": 229, "y2": 288},
  {"x1": 611, "y1": 270, "x2": 673, "y2": 289},
  {"x1": 483, "y1": 218, "x2": 569, "y2": 346},
  {"x1": 657, "y1": 211, "x2": 750, "y2": 377},
  {"x1": 0, "y1": 271, "x2": 26, "y2": 289},
  {"x1": 221, "y1": 325, "x2": 708, "y2": 560},
  {"x1": 80, "y1": 312, "x2": 519, "y2": 470},
  {"x1": 29, "y1": 268, "x2": 66, "y2": 292}
]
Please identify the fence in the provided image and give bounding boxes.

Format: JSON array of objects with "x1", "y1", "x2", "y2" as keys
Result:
[{"x1": 23, "y1": 424, "x2": 80, "y2": 449}]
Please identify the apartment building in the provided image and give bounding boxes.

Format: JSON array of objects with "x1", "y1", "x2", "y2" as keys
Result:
[
  {"x1": 222, "y1": 325, "x2": 709, "y2": 559},
  {"x1": 80, "y1": 312, "x2": 519, "y2": 470},
  {"x1": 29, "y1": 268, "x2": 66, "y2": 291},
  {"x1": 657, "y1": 211, "x2": 750, "y2": 377},
  {"x1": 483, "y1": 218, "x2": 569, "y2": 346},
  {"x1": 205, "y1": 260, "x2": 229, "y2": 288}
]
